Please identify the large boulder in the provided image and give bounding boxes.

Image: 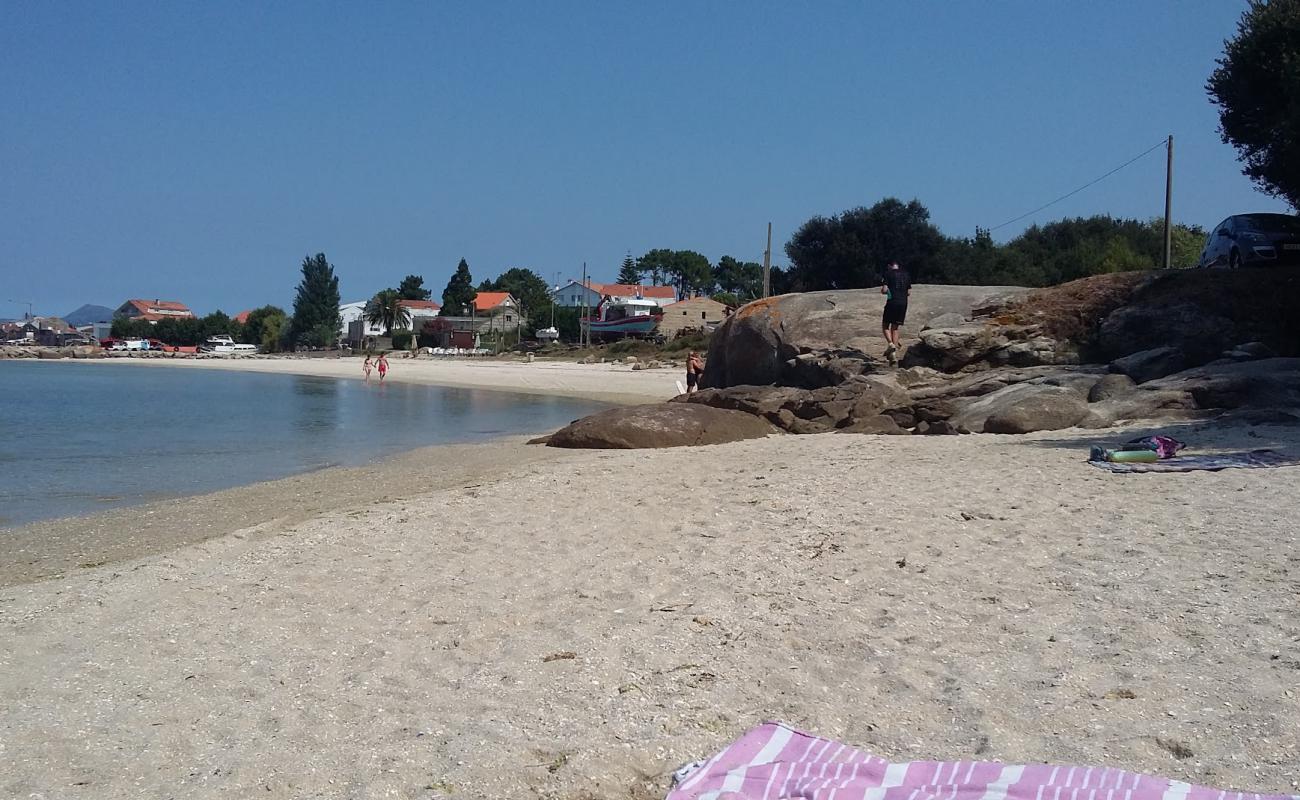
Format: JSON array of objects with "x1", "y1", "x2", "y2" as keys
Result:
[
  {"x1": 900, "y1": 323, "x2": 1011, "y2": 372},
  {"x1": 950, "y1": 383, "x2": 1090, "y2": 434},
  {"x1": 701, "y1": 285, "x2": 1027, "y2": 389},
  {"x1": 1109, "y1": 346, "x2": 1188, "y2": 384},
  {"x1": 838, "y1": 414, "x2": 909, "y2": 435},
  {"x1": 1088, "y1": 373, "x2": 1137, "y2": 403},
  {"x1": 1144, "y1": 358, "x2": 1300, "y2": 410},
  {"x1": 1096, "y1": 302, "x2": 1235, "y2": 362},
  {"x1": 548, "y1": 404, "x2": 777, "y2": 449}
]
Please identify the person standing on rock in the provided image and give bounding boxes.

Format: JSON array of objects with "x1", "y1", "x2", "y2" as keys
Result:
[
  {"x1": 686, "y1": 351, "x2": 704, "y2": 393},
  {"x1": 881, "y1": 261, "x2": 911, "y2": 363}
]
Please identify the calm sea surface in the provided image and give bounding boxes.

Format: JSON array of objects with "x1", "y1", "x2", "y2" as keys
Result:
[{"x1": 0, "y1": 361, "x2": 608, "y2": 527}]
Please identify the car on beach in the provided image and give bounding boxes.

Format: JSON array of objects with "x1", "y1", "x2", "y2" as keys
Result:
[{"x1": 1197, "y1": 213, "x2": 1300, "y2": 269}]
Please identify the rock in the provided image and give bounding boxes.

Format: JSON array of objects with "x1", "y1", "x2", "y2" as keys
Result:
[
  {"x1": 69, "y1": 345, "x2": 103, "y2": 359},
  {"x1": 625, "y1": 356, "x2": 638, "y2": 364},
  {"x1": 951, "y1": 383, "x2": 1089, "y2": 434},
  {"x1": 547, "y1": 403, "x2": 777, "y2": 449},
  {"x1": 1110, "y1": 346, "x2": 1188, "y2": 384},
  {"x1": 1097, "y1": 302, "x2": 1235, "y2": 362},
  {"x1": 1088, "y1": 374, "x2": 1136, "y2": 403},
  {"x1": 36, "y1": 349, "x2": 66, "y2": 359},
  {"x1": 701, "y1": 285, "x2": 1029, "y2": 388},
  {"x1": 884, "y1": 408, "x2": 916, "y2": 428},
  {"x1": 1145, "y1": 357, "x2": 1300, "y2": 410},
  {"x1": 676, "y1": 385, "x2": 810, "y2": 422},
  {"x1": 1223, "y1": 341, "x2": 1275, "y2": 361},
  {"x1": 901, "y1": 323, "x2": 1011, "y2": 372},
  {"x1": 924, "y1": 420, "x2": 959, "y2": 435},
  {"x1": 923, "y1": 312, "x2": 967, "y2": 330},
  {"x1": 838, "y1": 414, "x2": 909, "y2": 435},
  {"x1": 1218, "y1": 407, "x2": 1300, "y2": 426},
  {"x1": 991, "y1": 336, "x2": 1065, "y2": 368},
  {"x1": 912, "y1": 398, "x2": 956, "y2": 423},
  {"x1": 845, "y1": 375, "x2": 911, "y2": 421}
]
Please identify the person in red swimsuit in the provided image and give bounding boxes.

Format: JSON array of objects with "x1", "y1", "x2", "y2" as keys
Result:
[{"x1": 376, "y1": 353, "x2": 389, "y2": 381}]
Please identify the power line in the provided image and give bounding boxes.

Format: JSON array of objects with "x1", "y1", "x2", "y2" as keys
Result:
[{"x1": 988, "y1": 138, "x2": 1170, "y2": 232}]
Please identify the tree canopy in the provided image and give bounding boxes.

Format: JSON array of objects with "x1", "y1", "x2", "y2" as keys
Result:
[
  {"x1": 1207, "y1": 0, "x2": 1300, "y2": 207},
  {"x1": 713, "y1": 255, "x2": 763, "y2": 300},
  {"x1": 784, "y1": 198, "x2": 945, "y2": 291},
  {"x1": 440, "y1": 259, "x2": 477, "y2": 316},
  {"x1": 290, "y1": 253, "x2": 342, "y2": 347},
  {"x1": 397, "y1": 274, "x2": 432, "y2": 301},
  {"x1": 635, "y1": 248, "x2": 713, "y2": 296},
  {"x1": 365, "y1": 289, "x2": 411, "y2": 335}
]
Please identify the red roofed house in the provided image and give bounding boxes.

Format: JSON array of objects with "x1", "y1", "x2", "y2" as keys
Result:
[
  {"x1": 233, "y1": 310, "x2": 253, "y2": 324},
  {"x1": 549, "y1": 280, "x2": 676, "y2": 309},
  {"x1": 115, "y1": 299, "x2": 195, "y2": 323},
  {"x1": 419, "y1": 292, "x2": 521, "y2": 350},
  {"x1": 398, "y1": 299, "x2": 442, "y2": 333}
]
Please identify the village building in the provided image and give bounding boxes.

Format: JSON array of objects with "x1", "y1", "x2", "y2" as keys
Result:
[
  {"x1": 418, "y1": 292, "x2": 522, "y2": 349},
  {"x1": 114, "y1": 299, "x2": 195, "y2": 322},
  {"x1": 657, "y1": 296, "x2": 729, "y2": 339},
  {"x1": 549, "y1": 280, "x2": 676, "y2": 308}
]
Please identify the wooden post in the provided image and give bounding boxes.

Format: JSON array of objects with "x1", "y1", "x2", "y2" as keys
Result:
[
  {"x1": 1163, "y1": 135, "x2": 1174, "y2": 269},
  {"x1": 762, "y1": 222, "x2": 772, "y2": 298}
]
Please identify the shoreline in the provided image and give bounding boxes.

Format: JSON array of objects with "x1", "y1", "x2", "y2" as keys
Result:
[
  {"x1": 44, "y1": 353, "x2": 682, "y2": 405},
  {"x1": 0, "y1": 435, "x2": 577, "y2": 588}
]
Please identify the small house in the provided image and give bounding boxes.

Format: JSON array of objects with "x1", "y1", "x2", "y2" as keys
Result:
[
  {"x1": 658, "y1": 296, "x2": 728, "y2": 339},
  {"x1": 115, "y1": 299, "x2": 195, "y2": 322}
]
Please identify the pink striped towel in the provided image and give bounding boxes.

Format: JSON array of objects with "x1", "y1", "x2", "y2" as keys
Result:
[{"x1": 667, "y1": 722, "x2": 1296, "y2": 800}]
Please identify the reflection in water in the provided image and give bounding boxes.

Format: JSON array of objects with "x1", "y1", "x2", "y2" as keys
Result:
[{"x1": 0, "y1": 361, "x2": 610, "y2": 527}]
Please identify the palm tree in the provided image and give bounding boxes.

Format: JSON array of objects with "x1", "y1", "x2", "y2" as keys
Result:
[{"x1": 364, "y1": 289, "x2": 411, "y2": 335}]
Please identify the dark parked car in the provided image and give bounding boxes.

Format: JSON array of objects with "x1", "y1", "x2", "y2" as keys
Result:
[{"x1": 1197, "y1": 213, "x2": 1300, "y2": 269}]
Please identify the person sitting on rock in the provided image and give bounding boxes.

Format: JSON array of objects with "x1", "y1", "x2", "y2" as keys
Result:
[{"x1": 880, "y1": 261, "x2": 911, "y2": 363}]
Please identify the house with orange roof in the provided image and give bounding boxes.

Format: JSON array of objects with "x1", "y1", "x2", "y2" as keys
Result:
[
  {"x1": 114, "y1": 299, "x2": 195, "y2": 323},
  {"x1": 417, "y1": 292, "x2": 522, "y2": 349},
  {"x1": 233, "y1": 310, "x2": 253, "y2": 324},
  {"x1": 549, "y1": 280, "x2": 676, "y2": 309}
]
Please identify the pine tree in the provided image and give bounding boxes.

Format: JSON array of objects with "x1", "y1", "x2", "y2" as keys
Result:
[
  {"x1": 290, "y1": 253, "x2": 342, "y2": 347},
  {"x1": 440, "y1": 259, "x2": 477, "y2": 316},
  {"x1": 616, "y1": 252, "x2": 641, "y2": 284},
  {"x1": 397, "y1": 275, "x2": 432, "y2": 301}
]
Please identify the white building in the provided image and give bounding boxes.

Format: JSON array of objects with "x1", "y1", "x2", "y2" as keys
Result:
[
  {"x1": 339, "y1": 301, "x2": 384, "y2": 339},
  {"x1": 549, "y1": 280, "x2": 677, "y2": 308}
]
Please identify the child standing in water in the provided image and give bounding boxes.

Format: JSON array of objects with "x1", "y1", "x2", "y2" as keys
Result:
[
  {"x1": 376, "y1": 353, "x2": 389, "y2": 382},
  {"x1": 363, "y1": 355, "x2": 373, "y2": 380}
]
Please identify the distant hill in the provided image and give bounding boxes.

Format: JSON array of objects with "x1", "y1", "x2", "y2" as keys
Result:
[{"x1": 63, "y1": 304, "x2": 115, "y2": 326}]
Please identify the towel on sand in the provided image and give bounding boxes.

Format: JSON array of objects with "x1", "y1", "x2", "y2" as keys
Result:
[
  {"x1": 668, "y1": 722, "x2": 1296, "y2": 800},
  {"x1": 1088, "y1": 448, "x2": 1300, "y2": 473}
]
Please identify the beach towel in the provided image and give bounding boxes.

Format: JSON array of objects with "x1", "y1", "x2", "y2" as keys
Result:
[
  {"x1": 667, "y1": 722, "x2": 1297, "y2": 800},
  {"x1": 1088, "y1": 449, "x2": 1300, "y2": 473}
]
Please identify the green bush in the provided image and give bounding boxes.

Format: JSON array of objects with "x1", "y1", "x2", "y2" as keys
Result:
[
  {"x1": 391, "y1": 331, "x2": 414, "y2": 351},
  {"x1": 662, "y1": 331, "x2": 711, "y2": 353}
]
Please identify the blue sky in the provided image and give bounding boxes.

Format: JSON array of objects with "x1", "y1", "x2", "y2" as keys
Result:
[{"x1": 0, "y1": 1, "x2": 1288, "y2": 317}]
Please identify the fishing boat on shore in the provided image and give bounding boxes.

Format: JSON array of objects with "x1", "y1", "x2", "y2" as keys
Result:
[
  {"x1": 579, "y1": 297, "x2": 663, "y2": 340},
  {"x1": 200, "y1": 335, "x2": 258, "y2": 355}
]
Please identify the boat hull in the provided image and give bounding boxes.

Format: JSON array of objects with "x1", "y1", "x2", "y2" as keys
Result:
[{"x1": 580, "y1": 316, "x2": 660, "y2": 338}]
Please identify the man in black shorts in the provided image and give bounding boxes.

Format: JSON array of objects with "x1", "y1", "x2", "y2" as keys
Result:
[{"x1": 880, "y1": 261, "x2": 911, "y2": 363}]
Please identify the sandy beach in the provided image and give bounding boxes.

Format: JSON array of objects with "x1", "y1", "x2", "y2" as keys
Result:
[
  {"x1": 73, "y1": 354, "x2": 684, "y2": 405},
  {"x1": 3, "y1": 414, "x2": 1298, "y2": 798}
]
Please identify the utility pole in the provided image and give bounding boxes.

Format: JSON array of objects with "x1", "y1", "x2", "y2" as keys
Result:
[
  {"x1": 762, "y1": 222, "x2": 772, "y2": 298},
  {"x1": 580, "y1": 261, "x2": 589, "y2": 349},
  {"x1": 8, "y1": 299, "x2": 33, "y2": 320},
  {"x1": 1163, "y1": 134, "x2": 1174, "y2": 270}
]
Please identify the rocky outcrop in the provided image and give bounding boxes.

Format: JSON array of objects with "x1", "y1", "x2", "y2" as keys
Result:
[
  {"x1": 949, "y1": 384, "x2": 1090, "y2": 434},
  {"x1": 1109, "y1": 346, "x2": 1188, "y2": 384},
  {"x1": 547, "y1": 403, "x2": 777, "y2": 449},
  {"x1": 701, "y1": 285, "x2": 1028, "y2": 389},
  {"x1": 676, "y1": 375, "x2": 911, "y2": 435},
  {"x1": 1096, "y1": 302, "x2": 1236, "y2": 362}
]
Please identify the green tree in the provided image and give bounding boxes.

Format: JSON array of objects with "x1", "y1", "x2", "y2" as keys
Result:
[
  {"x1": 635, "y1": 249, "x2": 713, "y2": 296},
  {"x1": 713, "y1": 255, "x2": 763, "y2": 299},
  {"x1": 290, "y1": 253, "x2": 342, "y2": 347},
  {"x1": 785, "y1": 198, "x2": 945, "y2": 290},
  {"x1": 397, "y1": 274, "x2": 432, "y2": 301},
  {"x1": 479, "y1": 267, "x2": 551, "y2": 332},
  {"x1": 241, "y1": 306, "x2": 288, "y2": 348},
  {"x1": 1207, "y1": 0, "x2": 1300, "y2": 207},
  {"x1": 616, "y1": 252, "x2": 641, "y2": 284},
  {"x1": 440, "y1": 258, "x2": 477, "y2": 315},
  {"x1": 364, "y1": 289, "x2": 412, "y2": 335}
]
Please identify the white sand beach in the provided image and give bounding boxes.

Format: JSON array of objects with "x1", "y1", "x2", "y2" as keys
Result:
[
  {"x1": 3, "y1": 418, "x2": 1298, "y2": 798},
  {"x1": 77, "y1": 355, "x2": 683, "y2": 405}
]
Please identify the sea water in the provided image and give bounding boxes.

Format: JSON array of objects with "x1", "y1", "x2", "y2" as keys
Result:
[{"x1": 0, "y1": 361, "x2": 608, "y2": 527}]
